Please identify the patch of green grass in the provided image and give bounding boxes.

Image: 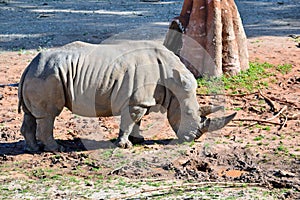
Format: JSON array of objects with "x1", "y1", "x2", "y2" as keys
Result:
[
  {"x1": 276, "y1": 64, "x2": 292, "y2": 74},
  {"x1": 50, "y1": 174, "x2": 62, "y2": 180},
  {"x1": 113, "y1": 149, "x2": 125, "y2": 158},
  {"x1": 253, "y1": 135, "x2": 265, "y2": 141},
  {"x1": 31, "y1": 168, "x2": 47, "y2": 179},
  {"x1": 271, "y1": 136, "x2": 278, "y2": 141},
  {"x1": 234, "y1": 107, "x2": 243, "y2": 111},
  {"x1": 251, "y1": 39, "x2": 262, "y2": 44},
  {"x1": 254, "y1": 125, "x2": 271, "y2": 132},
  {"x1": 197, "y1": 62, "x2": 275, "y2": 95},
  {"x1": 277, "y1": 145, "x2": 288, "y2": 153},
  {"x1": 289, "y1": 153, "x2": 298, "y2": 159},
  {"x1": 146, "y1": 181, "x2": 162, "y2": 187},
  {"x1": 197, "y1": 76, "x2": 223, "y2": 94},
  {"x1": 245, "y1": 143, "x2": 254, "y2": 148},
  {"x1": 279, "y1": 135, "x2": 286, "y2": 139},
  {"x1": 222, "y1": 62, "x2": 273, "y2": 93},
  {"x1": 262, "y1": 126, "x2": 271, "y2": 131},
  {"x1": 101, "y1": 149, "x2": 114, "y2": 159},
  {"x1": 189, "y1": 140, "x2": 195, "y2": 147}
]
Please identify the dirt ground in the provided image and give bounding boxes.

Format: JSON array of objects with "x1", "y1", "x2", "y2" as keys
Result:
[{"x1": 0, "y1": 0, "x2": 300, "y2": 199}]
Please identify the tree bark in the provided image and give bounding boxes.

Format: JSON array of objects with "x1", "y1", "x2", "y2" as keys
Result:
[{"x1": 164, "y1": 0, "x2": 249, "y2": 78}]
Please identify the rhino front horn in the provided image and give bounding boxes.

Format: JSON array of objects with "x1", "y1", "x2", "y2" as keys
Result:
[
  {"x1": 199, "y1": 105, "x2": 224, "y2": 117},
  {"x1": 200, "y1": 112, "x2": 237, "y2": 133}
]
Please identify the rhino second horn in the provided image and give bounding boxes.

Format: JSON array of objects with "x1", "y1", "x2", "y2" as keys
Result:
[
  {"x1": 200, "y1": 112, "x2": 237, "y2": 133},
  {"x1": 199, "y1": 105, "x2": 224, "y2": 117}
]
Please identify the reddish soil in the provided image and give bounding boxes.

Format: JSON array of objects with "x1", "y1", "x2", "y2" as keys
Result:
[
  {"x1": 0, "y1": 36, "x2": 299, "y2": 198},
  {"x1": 1, "y1": 0, "x2": 300, "y2": 197}
]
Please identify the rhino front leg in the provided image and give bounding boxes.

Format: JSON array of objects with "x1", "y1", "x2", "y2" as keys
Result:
[
  {"x1": 116, "y1": 116, "x2": 135, "y2": 149},
  {"x1": 21, "y1": 113, "x2": 39, "y2": 152},
  {"x1": 129, "y1": 121, "x2": 145, "y2": 145},
  {"x1": 116, "y1": 106, "x2": 147, "y2": 148},
  {"x1": 36, "y1": 117, "x2": 64, "y2": 152}
]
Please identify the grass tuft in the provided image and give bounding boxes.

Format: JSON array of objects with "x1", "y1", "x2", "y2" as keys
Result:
[
  {"x1": 276, "y1": 64, "x2": 292, "y2": 75},
  {"x1": 197, "y1": 62, "x2": 279, "y2": 95}
]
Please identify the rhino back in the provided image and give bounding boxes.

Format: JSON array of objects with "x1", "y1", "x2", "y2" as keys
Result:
[
  {"x1": 23, "y1": 41, "x2": 191, "y2": 117},
  {"x1": 65, "y1": 41, "x2": 182, "y2": 117}
]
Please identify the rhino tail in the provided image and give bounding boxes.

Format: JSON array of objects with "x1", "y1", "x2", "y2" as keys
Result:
[{"x1": 18, "y1": 66, "x2": 30, "y2": 114}]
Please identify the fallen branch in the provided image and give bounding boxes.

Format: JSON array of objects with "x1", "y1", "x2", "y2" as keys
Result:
[
  {"x1": 279, "y1": 114, "x2": 288, "y2": 130},
  {"x1": 196, "y1": 92, "x2": 258, "y2": 97},
  {"x1": 232, "y1": 119, "x2": 282, "y2": 126},
  {"x1": 127, "y1": 178, "x2": 169, "y2": 183},
  {"x1": 270, "y1": 96, "x2": 299, "y2": 108},
  {"x1": 108, "y1": 166, "x2": 124, "y2": 175},
  {"x1": 234, "y1": 106, "x2": 288, "y2": 128},
  {"x1": 266, "y1": 105, "x2": 287, "y2": 121},
  {"x1": 287, "y1": 113, "x2": 300, "y2": 120},
  {"x1": 114, "y1": 181, "x2": 264, "y2": 200}
]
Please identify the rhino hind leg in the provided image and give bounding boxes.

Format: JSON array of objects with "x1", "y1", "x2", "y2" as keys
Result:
[
  {"x1": 116, "y1": 106, "x2": 147, "y2": 148},
  {"x1": 36, "y1": 117, "x2": 64, "y2": 152},
  {"x1": 21, "y1": 113, "x2": 39, "y2": 152}
]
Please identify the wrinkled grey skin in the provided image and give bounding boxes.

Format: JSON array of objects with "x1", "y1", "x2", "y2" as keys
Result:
[{"x1": 18, "y1": 41, "x2": 235, "y2": 152}]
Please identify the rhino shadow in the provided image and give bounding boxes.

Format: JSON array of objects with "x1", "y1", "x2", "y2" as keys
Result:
[
  {"x1": 0, "y1": 138, "x2": 180, "y2": 156},
  {"x1": 76, "y1": 137, "x2": 180, "y2": 151}
]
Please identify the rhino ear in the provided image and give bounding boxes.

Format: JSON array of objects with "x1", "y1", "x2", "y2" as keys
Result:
[{"x1": 172, "y1": 69, "x2": 194, "y2": 91}]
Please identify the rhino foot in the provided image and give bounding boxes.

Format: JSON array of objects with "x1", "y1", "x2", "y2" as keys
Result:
[
  {"x1": 116, "y1": 138, "x2": 133, "y2": 149},
  {"x1": 177, "y1": 134, "x2": 196, "y2": 143}
]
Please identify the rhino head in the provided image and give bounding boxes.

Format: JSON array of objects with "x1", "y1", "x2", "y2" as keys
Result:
[
  {"x1": 167, "y1": 97, "x2": 236, "y2": 142},
  {"x1": 164, "y1": 68, "x2": 236, "y2": 142}
]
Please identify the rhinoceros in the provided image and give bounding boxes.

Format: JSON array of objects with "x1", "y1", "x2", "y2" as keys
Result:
[{"x1": 18, "y1": 41, "x2": 235, "y2": 152}]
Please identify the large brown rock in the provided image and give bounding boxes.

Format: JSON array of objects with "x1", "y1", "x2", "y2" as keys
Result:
[{"x1": 164, "y1": 0, "x2": 249, "y2": 77}]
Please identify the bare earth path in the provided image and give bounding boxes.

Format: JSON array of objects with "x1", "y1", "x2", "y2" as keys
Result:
[{"x1": 0, "y1": 0, "x2": 299, "y2": 199}]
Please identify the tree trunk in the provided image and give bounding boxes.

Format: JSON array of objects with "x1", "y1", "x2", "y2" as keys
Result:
[{"x1": 164, "y1": 0, "x2": 249, "y2": 78}]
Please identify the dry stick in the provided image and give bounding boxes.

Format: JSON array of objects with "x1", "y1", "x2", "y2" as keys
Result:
[
  {"x1": 115, "y1": 181, "x2": 263, "y2": 200},
  {"x1": 279, "y1": 114, "x2": 288, "y2": 130},
  {"x1": 258, "y1": 90, "x2": 278, "y2": 112},
  {"x1": 233, "y1": 118, "x2": 282, "y2": 126},
  {"x1": 270, "y1": 96, "x2": 299, "y2": 108},
  {"x1": 108, "y1": 166, "x2": 124, "y2": 175},
  {"x1": 287, "y1": 113, "x2": 300, "y2": 120},
  {"x1": 196, "y1": 92, "x2": 258, "y2": 97},
  {"x1": 266, "y1": 105, "x2": 287, "y2": 121},
  {"x1": 127, "y1": 178, "x2": 169, "y2": 183},
  {"x1": 234, "y1": 105, "x2": 288, "y2": 128}
]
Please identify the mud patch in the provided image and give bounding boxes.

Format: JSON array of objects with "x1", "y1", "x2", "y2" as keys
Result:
[{"x1": 166, "y1": 144, "x2": 300, "y2": 193}]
